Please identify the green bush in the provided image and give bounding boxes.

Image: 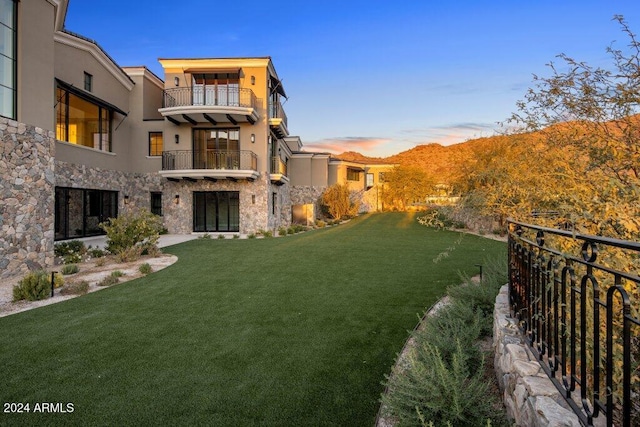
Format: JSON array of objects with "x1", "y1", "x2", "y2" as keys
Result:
[
  {"x1": 316, "y1": 220, "x2": 326, "y2": 228},
  {"x1": 100, "y1": 209, "x2": 163, "y2": 260},
  {"x1": 248, "y1": 233, "x2": 256, "y2": 239},
  {"x1": 97, "y1": 274, "x2": 119, "y2": 287},
  {"x1": 217, "y1": 234, "x2": 226, "y2": 239},
  {"x1": 61, "y1": 264, "x2": 79, "y2": 275},
  {"x1": 13, "y1": 271, "x2": 64, "y2": 301},
  {"x1": 139, "y1": 263, "x2": 152, "y2": 275},
  {"x1": 111, "y1": 270, "x2": 124, "y2": 278},
  {"x1": 233, "y1": 234, "x2": 240, "y2": 239},
  {"x1": 382, "y1": 341, "x2": 502, "y2": 426},
  {"x1": 60, "y1": 280, "x2": 89, "y2": 296},
  {"x1": 88, "y1": 247, "x2": 106, "y2": 258},
  {"x1": 54, "y1": 240, "x2": 86, "y2": 258},
  {"x1": 278, "y1": 226, "x2": 288, "y2": 236}
]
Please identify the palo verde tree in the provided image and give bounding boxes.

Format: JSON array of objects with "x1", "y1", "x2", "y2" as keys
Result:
[
  {"x1": 381, "y1": 165, "x2": 433, "y2": 210},
  {"x1": 505, "y1": 15, "x2": 640, "y2": 240}
]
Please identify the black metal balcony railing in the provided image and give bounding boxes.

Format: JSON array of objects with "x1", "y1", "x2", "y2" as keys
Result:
[
  {"x1": 162, "y1": 150, "x2": 257, "y2": 171},
  {"x1": 270, "y1": 156, "x2": 287, "y2": 176},
  {"x1": 268, "y1": 99, "x2": 288, "y2": 129},
  {"x1": 162, "y1": 87, "x2": 258, "y2": 110},
  {"x1": 508, "y1": 219, "x2": 639, "y2": 427}
]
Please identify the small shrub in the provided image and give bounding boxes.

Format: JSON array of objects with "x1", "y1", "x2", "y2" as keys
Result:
[
  {"x1": 54, "y1": 240, "x2": 86, "y2": 258},
  {"x1": 233, "y1": 234, "x2": 240, "y2": 239},
  {"x1": 287, "y1": 226, "x2": 295, "y2": 235},
  {"x1": 262, "y1": 230, "x2": 273, "y2": 238},
  {"x1": 13, "y1": 271, "x2": 64, "y2": 301},
  {"x1": 100, "y1": 209, "x2": 163, "y2": 259},
  {"x1": 61, "y1": 264, "x2": 79, "y2": 275},
  {"x1": 139, "y1": 263, "x2": 152, "y2": 275},
  {"x1": 97, "y1": 274, "x2": 119, "y2": 287},
  {"x1": 316, "y1": 220, "x2": 326, "y2": 228},
  {"x1": 111, "y1": 270, "x2": 124, "y2": 278},
  {"x1": 248, "y1": 233, "x2": 256, "y2": 239},
  {"x1": 63, "y1": 253, "x2": 83, "y2": 264},
  {"x1": 278, "y1": 226, "x2": 287, "y2": 236},
  {"x1": 95, "y1": 257, "x2": 107, "y2": 267},
  {"x1": 60, "y1": 280, "x2": 89, "y2": 296},
  {"x1": 116, "y1": 246, "x2": 143, "y2": 263},
  {"x1": 293, "y1": 224, "x2": 306, "y2": 233},
  {"x1": 217, "y1": 234, "x2": 226, "y2": 239},
  {"x1": 199, "y1": 233, "x2": 211, "y2": 239},
  {"x1": 88, "y1": 247, "x2": 106, "y2": 258}
]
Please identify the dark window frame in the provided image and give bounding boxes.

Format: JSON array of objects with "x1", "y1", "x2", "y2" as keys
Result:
[
  {"x1": 150, "y1": 191, "x2": 162, "y2": 216},
  {"x1": 149, "y1": 131, "x2": 163, "y2": 156},
  {"x1": 347, "y1": 168, "x2": 361, "y2": 181},
  {"x1": 84, "y1": 72, "x2": 93, "y2": 92},
  {"x1": 0, "y1": 0, "x2": 17, "y2": 119}
]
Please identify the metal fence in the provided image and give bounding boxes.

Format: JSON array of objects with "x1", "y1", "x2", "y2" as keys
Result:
[
  {"x1": 507, "y1": 219, "x2": 639, "y2": 426},
  {"x1": 162, "y1": 150, "x2": 257, "y2": 172}
]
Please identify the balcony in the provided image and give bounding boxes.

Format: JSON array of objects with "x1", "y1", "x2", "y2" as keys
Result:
[
  {"x1": 160, "y1": 150, "x2": 259, "y2": 182},
  {"x1": 159, "y1": 87, "x2": 260, "y2": 126},
  {"x1": 270, "y1": 156, "x2": 289, "y2": 185},
  {"x1": 268, "y1": 100, "x2": 289, "y2": 138}
]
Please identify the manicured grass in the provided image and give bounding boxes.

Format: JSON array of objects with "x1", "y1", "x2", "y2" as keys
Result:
[{"x1": 0, "y1": 212, "x2": 505, "y2": 426}]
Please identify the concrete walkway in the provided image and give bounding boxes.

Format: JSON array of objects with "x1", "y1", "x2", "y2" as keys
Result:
[{"x1": 77, "y1": 234, "x2": 200, "y2": 249}]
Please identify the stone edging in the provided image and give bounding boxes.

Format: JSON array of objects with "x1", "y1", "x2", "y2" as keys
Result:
[{"x1": 493, "y1": 284, "x2": 581, "y2": 427}]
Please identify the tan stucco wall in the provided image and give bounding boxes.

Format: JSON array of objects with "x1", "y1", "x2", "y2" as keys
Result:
[{"x1": 16, "y1": 0, "x2": 56, "y2": 130}]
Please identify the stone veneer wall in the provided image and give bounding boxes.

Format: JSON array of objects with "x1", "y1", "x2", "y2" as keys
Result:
[
  {"x1": 0, "y1": 118, "x2": 55, "y2": 280},
  {"x1": 493, "y1": 285, "x2": 581, "y2": 427},
  {"x1": 290, "y1": 185, "x2": 326, "y2": 220},
  {"x1": 162, "y1": 174, "x2": 270, "y2": 235},
  {"x1": 55, "y1": 160, "x2": 164, "y2": 214}
]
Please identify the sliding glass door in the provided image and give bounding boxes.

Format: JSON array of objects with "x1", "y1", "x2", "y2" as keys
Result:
[{"x1": 193, "y1": 191, "x2": 239, "y2": 232}]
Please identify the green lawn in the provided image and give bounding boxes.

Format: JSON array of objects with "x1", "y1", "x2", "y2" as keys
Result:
[{"x1": 0, "y1": 212, "x2": 505, "y2": 426}]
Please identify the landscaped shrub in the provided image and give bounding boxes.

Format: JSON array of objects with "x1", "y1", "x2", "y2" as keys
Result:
[
  {"x1": 320, "y1": 183, "x2": 360, "y2": 220},
  {"x1": 111, "y1": 270, "x2": 124, "y2": 278},
  {"x1": 217, "y1": 234, "x2": 225, "y2": 239},
  {"x1": 287, "y1": 226, "x2": 295, "y2": 235},
  {"x1": 382, "y1": 341, "x2": 502, "y2": 426},
  {"x1": 60, "y1": 280, "x2": 89, "y2": 296},
  {"x1": 278, "y1": 226, "x2": 287, "y2": 236},
  {"x1": 316, "y1": 220, "x2": 326, "y2": 228},
  {"x1": 61, "y1": 264, "x2": 79, "y2": 275},
  {"x1": 139, "y1": 263, "x2": 152, "y2": 275},
  {"x1": 248, "y1": 233, "x2": 256, "y2": 239},
  {"x1": 100, "y1": 209, "x2": 163, "y2": 261},
  {"x1": 13, "y1": 271, "x2": 64, "y2": 302},
  {"x1": 55, "y1": 240, "x2": 88, "y2": 264},
  {"x1": 97, "y1": 273, "x2": 120, "y2": 287},
  {"x1": 199, "y1": 233, "x2": 212, "y2": 239},
  {"x1": 88, "y1": 247, "x2": 106, "y2": 258}
]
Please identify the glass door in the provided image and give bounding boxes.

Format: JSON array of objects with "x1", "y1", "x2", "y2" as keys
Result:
[{"x1": 193, "y1": 191, "x2": 240, "y2": 232}]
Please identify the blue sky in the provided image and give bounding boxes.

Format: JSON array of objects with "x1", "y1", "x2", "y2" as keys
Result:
[{"x1": 65, "y1": 1, "x2": 640, "y2": 157}]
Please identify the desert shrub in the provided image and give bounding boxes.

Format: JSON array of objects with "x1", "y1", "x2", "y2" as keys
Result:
[
  {"x1": 248, "y1": 233, "x2": 256, "y2": 239},
  {"x1": 417, "y1": 208, "x2": 466, "y2": 230},
  {"x1": 100, "y1": 209, "x2": 163, "y2": 260},
  {"x1": 199, "y1": 233, "x2": 211, "y2": 239},
  {"x1": 60, "y1": 264, "x2": 79, "y2": 275},
  {"x1": 139, "y1": 263, "x2": 152, "y2": 275},
  {"x1": 278, "y1": 226, "x2": 287, "y2": 236},
  {"x1": 95, "y1": 257, "x2": 107, "y2": 267},
  {"x1": 13, "y1": 271, "x2": 64, "y2": 301},
  {"x1": 233, "y1": 234, "x2": 240, "y2": 239},
  {"x1": 54, "y1": 240, "x2": 86, "y2": 257},
  {"x1": 217, "y1": 234, "x2": 226, "y2": 239},
  {"x1": 262, "y1": 230, "x2": 273, "y2": 238},
  {"x1": 116, "y1": 246, "x2": 144, "y2": 263},
  {"x1": 60, "y1": 280, "x2": 89, "y2": 296},
  {"x1": 293, "y1": 224, "x2": 306, "y2": 233},
  {"x1": 287, "y1": 226, "x2": 295, "y2": 235},
  {"x1": 382, "y1": 341, "x2": 503, "y2": 426},
  {"x1": 111, "y1": 270, "x2": 124, "y2": 278},
  {"x1": 88, "y1": 247, "x2": 106, "y2": 258},
  {"x1": 320, "y1": 183, "x2": 360, "y2": 220},
  {"x1": 97, "y1": 273, "x2": 119, "y2": 287},
  {"x1": 316, "y1": 220, "x2": 326, "y2": 228}
]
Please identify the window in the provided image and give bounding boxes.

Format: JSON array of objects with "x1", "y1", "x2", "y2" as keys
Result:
[
  {"x1": 149, "y1": 132, "x2": 163, "y2": 156},
  {"x1": 55, "y1": 85, "x2": 112, "y2": 151},
  {"x1": 347, "y1": 168, "x2": 360, "y2": 181},
  {"x1": 0, "y1": 0, "x2": 17, "y2": 119},
  {"x1": 366, "y1": 173, "x2": 374, "y2": 188},
  {"x1": 193, "y1": 128, "x2": 239, "y2": 168},
  {"x1": 55, "y1": 187, "x2": 118, "y2": 240},
  {"x1": 150, "y1": 192, "x2": 162, "y2": 216},
  {"x1": 272, "y1": 192, "x2": 277, "y2": 215},
  {"x1": 84, "y1": 72, "x2": 93, "y2": 92}
]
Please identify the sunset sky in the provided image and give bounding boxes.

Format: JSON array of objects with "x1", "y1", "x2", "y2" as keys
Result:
[{"x1": 65, "y1": 0, "x2": 640, "y2": 157}]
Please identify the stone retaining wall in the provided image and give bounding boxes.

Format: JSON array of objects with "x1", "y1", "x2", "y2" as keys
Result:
[
  {"x1": 0, "y1": 118, "x2": 55, "y2": 280},
  {"x1": 493, "y1": 284, "x2": 581, "y2": 427}
]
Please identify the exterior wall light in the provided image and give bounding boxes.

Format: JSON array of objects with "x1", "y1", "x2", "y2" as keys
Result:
[
  {"x1": 251, "y1": 134, "x2": 255, "y2": 143},
  {"x1": 124, "y1": 195, "x2": 129, "y2": 205},
  {"x1": 251, "y1": 76, "x2": 255, "y2": 85},
  {"x1": 174, "y1": 195, "x2": 180, "y2": 205},
  {"x1": 175, "y1": 134, "x2": 179, "y2": 144},
  {"x1": 174, "y1": 76, "x2": 179, "y2": 87}
]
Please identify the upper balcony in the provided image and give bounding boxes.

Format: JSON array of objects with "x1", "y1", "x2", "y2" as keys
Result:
[
  {"x1": 270, "y1": 156, "x2": 289, "y2": 185},
  {"x1": 268, "y1": 99, "x2": 289, "y2": 138},
  {"x1": 160, "y1": 149, "x2": 259, "y2": 182},
  {"x1": 159, "y1": 87, "x2": 260, "y2": 126}
]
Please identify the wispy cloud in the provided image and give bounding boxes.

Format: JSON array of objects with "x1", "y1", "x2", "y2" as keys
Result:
[
  {"x1": 401, "y1": 122, "x2": 498, "y2": 145},
  {"x1": 303, "y1": 137, "x2": 390, "y2": 154}
]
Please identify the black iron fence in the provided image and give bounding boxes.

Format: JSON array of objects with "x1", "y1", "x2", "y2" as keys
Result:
[
  {"x1": 268, "y1": 99, "x2": 288, "y2": 129},
  {"x1": 507, "y1": 219, "x2": 639, "y2": 426},
  {"x1": 162, "y1": 150, "x2": 257, "y2": 172},
  {"x1": 162, "y1": 87, "x2": 258, "y2": 110}
]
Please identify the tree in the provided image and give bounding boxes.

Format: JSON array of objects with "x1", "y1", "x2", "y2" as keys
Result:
[
  {"x1": 382, "y1": 165, "x2": 433, "y2": 210},
  {"x1": 320, "y1": 184, "x2": 360, "y2": 220}
]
